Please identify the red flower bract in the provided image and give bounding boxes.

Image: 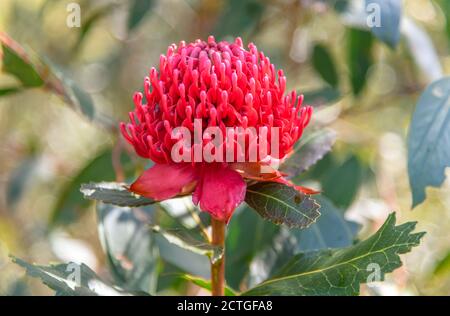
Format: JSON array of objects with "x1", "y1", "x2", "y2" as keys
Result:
[{"x1": 120, "y1": 36, "x2": 313, "y2": 222}]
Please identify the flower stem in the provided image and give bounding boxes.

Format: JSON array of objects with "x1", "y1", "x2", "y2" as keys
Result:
[{"x1": 211, "y1": 217, "x2": 226, "y2": 296}]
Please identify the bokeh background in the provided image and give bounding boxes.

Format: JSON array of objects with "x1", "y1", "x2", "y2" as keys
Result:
[{"x1": 0, "y1": 0, "x2": 449, "y2": 295}]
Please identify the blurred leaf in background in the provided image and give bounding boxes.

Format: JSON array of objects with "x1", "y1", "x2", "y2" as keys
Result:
[
  {"x1": 347, "y1": 28, "x2": 373, "y2": 96},
  {"x1": 128, "y1": 0, "x2": 155, "y2": 32},
  {"x1": 408, "y1": 77, "x2": 450, "y2": 208},
  {"x1": 366, "y1": 0, "x2": 401, "y2": 49},
  {"x1": 97, "y1": 203, "x2": 159, "y2": 294},
  {"x1": 312, "y1": 43, "x2": 339, "y2": 88},
  {"x1": 214, "y1": 0, "x2": 265, "y2": 39}
]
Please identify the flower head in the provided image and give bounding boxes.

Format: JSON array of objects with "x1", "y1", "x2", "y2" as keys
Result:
[{"x1": 121, "y1": 36, "x2": 313, "y2": 222}]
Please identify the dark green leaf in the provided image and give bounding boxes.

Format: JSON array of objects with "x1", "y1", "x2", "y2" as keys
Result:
[
  {"x1": 12, "y1": 257, "x2": 137, "y2": 296},
  {"x1": 1, "y1": 41, "x2": 44, "y2": 87},
  {"x1": 128, "y1": 0, "x2": 154, "y2": 31},
  {"x1": 81, "y1": 182, "x2": 154, "y2": 207},
  {"x1": 156, "y1": 235, "x2": 211, "y2": 279},
  {"x1": 156, "y1": 263, "x2": 188, "y2": 292},
  {"x1": 214, "y1": 0, "x2": 265, "y2": 39},
  {"x1": 0, "y1": 86, "x2": 22, "y2": 96},
  {"x1": 347, "y1": 28, "x2": 373, "y2": 96},
  {"x1": 152, "y1": 224, "x2": 222, "y2": 264},
  {"x1": 297, "y1": 152, "x2": 337, "y2": 182},
  {"x1": 302, "y1": 86, "x2": 341, "y2": 107},
  {"x1": 243, "y1": 213, "x2": 424, "y2": 296},
  {"x1": 281, "y1": 128, "x2": 337, "y2": 178},
  {"x1": 312, "y1": 44, "x2": 339, "y2": 88},
  {"x1": 1, "y1": 33, "x2": 98, "y2": 122},
  {"x1": 433, "y1": 251, "x2": 450, "y2": 276},
  {"x1": 58, "y1": 75, "x2": 95, "y2": 120},
  {"x1": 321, "y1": 155, "x2": 363, "y2": 209},
  {"x1": 408, "y1": 77, "x2": 450, "y2": 208},
  {"x1": 333, "y1": 0, "x2": 349, "y2": 13},
  {"x1": 226, "y1": 206, "x2": 280, "y2": 290},
  {"x1": 245, "y1": 182, "x2": 320, "y2": 229},
  {"x1": 50, "y1": 148, "x2": 125, "y2": 226},
  {"x1": 7, "y1": 157, "x2": 37, "y2": 208},
  {"x1": 366, "y1": 0, "x2": 401, "y2": 48},
  {"x1": 153, "y1": 201, "x2": 212, "y2": 279},
  {"x1": 157, "y1": 200, "x2": 209, "y2": 242},
  {"x1": 97, "y1": 203, "x2": 159, "y2": 294},
  {"x1": 440, "y1": 0, "x2": 450, "y2": 45},
  {"x1": 183, "y1": 275, "x2": 236, "y2": 296},
  {"x1": 247, "y1": 228, "x2": 297, "y2": 288},
  {"x1": 248, "y1": 196, "x2": 360, "y2": 286},
  {"x1": 6, "y1": 278, "x2": 31, "y2": 296},
  {"x1": 293, "y1": 196, "x2": 360, "y2": 251}
]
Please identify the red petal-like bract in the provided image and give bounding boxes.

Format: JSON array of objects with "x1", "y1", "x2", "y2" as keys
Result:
[
  {"x1": 193, "y1": 163, "x2": 246, "y2": 223},
  {"x1": 130, "y1": 163, "x2": 197, "y2": 200}
]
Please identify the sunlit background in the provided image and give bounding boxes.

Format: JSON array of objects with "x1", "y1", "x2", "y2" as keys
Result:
[{"x1": 0, "y1": 0, "x2": 449, "y2": 295}]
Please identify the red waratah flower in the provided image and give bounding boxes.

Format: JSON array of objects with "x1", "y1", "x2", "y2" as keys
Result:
[{"x1": 120, "y1": 36, "x2": 314, "y2": 223}]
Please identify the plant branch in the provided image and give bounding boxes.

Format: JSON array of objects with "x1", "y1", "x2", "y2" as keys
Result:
[
  {"x1": 112, "y1": 138, "x2": 125, "y2": 182},
  {"x1": 210, "y1": 217, "x2": 226, "y2": 296}
]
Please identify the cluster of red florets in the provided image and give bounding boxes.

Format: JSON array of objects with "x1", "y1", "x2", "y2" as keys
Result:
[{"x1": 120, "y1": 36, "x2": 312, "y2": 164}]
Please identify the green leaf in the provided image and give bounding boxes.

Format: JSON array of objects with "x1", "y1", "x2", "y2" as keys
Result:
[
  {"x1": 75, "y1": 4, "x2": 115, "y2": 51},
  {"x1": 12, "y1": 257, "x2": 137, "y2": 296},
  {"x1": 333, "y1": 0, "x2": 349, "y2": 13},
  {"x1": 433, "y1": 251, "x2": 450, "y2": 276},
  {"x1": 293, "y1": 196, "x2": 360, "y2": 251},
  {"x1": 154, "y1": 200, "x2": 212, "y2": 279},
  {"x1": 243, "y1": 213, "x2": 425, "y2": 296},
  {"x1": 183, "y1": 275, "x2": 236, "y2": 296},
  {"x1": 40, "y1": 57, "x2": 97, "y2": 120},
  {"x1": 226, "y1": 206, "x2": 280, "y2": 290},
  {"x1": 1, "y1": 40, "x2": 44, "y2": 87},
  {"x1": 302, "y1": 86, "x2": 341, "y2": 106},
  {"x1": 156, "y1": 263, "x2": 188, "y2": 292},
  {"x1": 248, "y1": 196, "x2": 359, "y2": 286},
  {"x1": 97, "y1": 203, "x2": 159, "y2": 294},
  {"x1": 0, "y1": 33, "x2": 98, "y2": 122},
  {"x1": 245, "y1": 182, "x2": 320, "y2": 229},
  {"x1": 312, "y1": 44, "x2": 339, "y2": 88},
  {"x1": 55, "y1": 70, "x2": 96, "y2": 121},
  {"x1": 214, "y1": 0, "x2": 265, "y2": 39},
  {"x1": 50, "y1": 148, "x2": 127, "y2": 226},
  {"x1": 152, "y1": 224, "x2": 223, "y2": 264},
  {"x1": 7, "y1": 157, "x2": 37, "y2": 208},
  {"x1": 81, "y1": 182, "x2": 154, "y2": 207},
  {"x1": 440, "y1": 0, "x2": 450, "y2": 45},
  {"x1": 366, "y1": 0, "x2": 401, "y2": 48},
  {"x1": 6, "y1": 278, "x2": 31, "y2": 296},
  {"x1": 247, "y1": 228, "x2": 298, "y2": 288},
  {"x1": 408, "y1": 77, "x2": 450, "y2": 208},
  {"x1": 281, "y1": 129, "x2": 337, "y2": 178},
  {"x1": 128, "y1": 0, "x2": 154, "y2": 31},
  {"x1": 321, "y1": 155, "x2": 363, "y2": 209},
  {"x1": 347, "y1": 28, "x2": 373, "y2": 96},
  {"x1": 156, "y1": 235, "x2": 211, "y2": 279},
  {"x1": 158, "y1": 199, "x2": 210, "y2": 241},
  {"x1": 0, "y1": 86, "x2": 22, "y2": 96}
]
